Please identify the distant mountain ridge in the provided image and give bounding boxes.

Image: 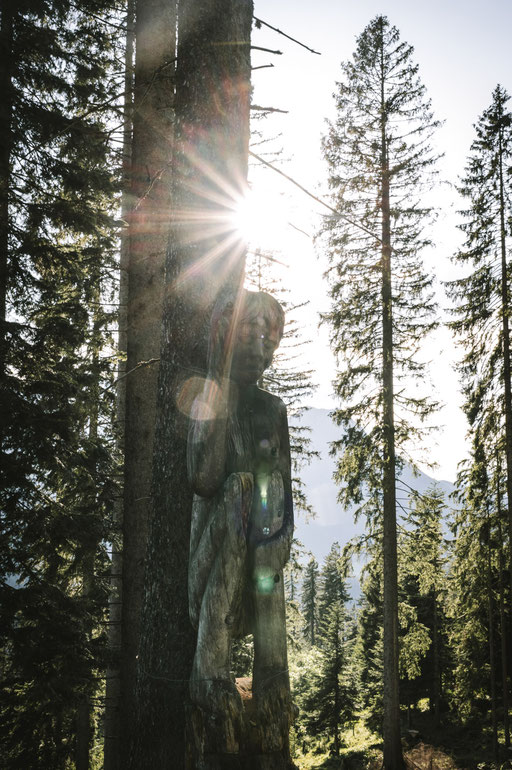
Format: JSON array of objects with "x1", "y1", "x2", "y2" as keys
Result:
[{"x1": 293, "y1": 407, "x2": 454, "y2": 568}]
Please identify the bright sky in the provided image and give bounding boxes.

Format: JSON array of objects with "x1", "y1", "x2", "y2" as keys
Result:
[{"x1": 242, "y1": 0, "x2": 512, "y2": 482}]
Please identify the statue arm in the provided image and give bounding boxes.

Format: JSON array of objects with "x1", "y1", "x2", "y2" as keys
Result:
[
  {"x1": 187, "y1": 298, "x2": 236, "y2": 498},
  {"x1": 187, "y1": 378, "x2": 231, "y2": 498}
]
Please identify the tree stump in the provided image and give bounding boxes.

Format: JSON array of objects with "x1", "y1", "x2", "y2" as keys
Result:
[{"x1": 185, "y1": 677, "x2": 296, "y2": 770}]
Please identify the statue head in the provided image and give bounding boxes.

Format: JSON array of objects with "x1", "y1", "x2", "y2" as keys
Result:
[
  {"x1": 209, "y1": 289, "x2": 284, "y2": 386},
  {"x1": 231, "y1": 290, "x2": 284, "y2": 385}
]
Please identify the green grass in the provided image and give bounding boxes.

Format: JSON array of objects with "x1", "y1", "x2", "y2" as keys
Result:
[
  {"x1": 291, "y1": 708, "x2": 512, "y2": 769},
  {"x1": 291, "y1": 712, "x2": 381, "y2": 769}
]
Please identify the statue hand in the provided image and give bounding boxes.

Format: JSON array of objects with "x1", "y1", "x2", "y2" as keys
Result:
[{"x1": 252, "y1": 525, "x2": 292, "y2": 574}]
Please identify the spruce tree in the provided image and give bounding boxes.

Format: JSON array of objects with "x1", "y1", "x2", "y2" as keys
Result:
[
  {"x1": 400, "y1": 485, "x2": 448, "y2": 722},
  {"x1": 321, "y1": 16, "x2": 440, "y2": 766},
  {"x1": 448, "y1": 436, "x2": 500, "y2": 731},
  {"x1": 317, "y1": 542, "x2": 350, "y2": 644},
  {"x1": 353, "y1": 552, "x2": 384, "y2": 735},
  {"x1": 301, "y1": 603, "x2": 357, "y2": 756},
  {"x1": 301, "y1": 556, "x2": 319, "y2": 647},
  {"x1": 0, "y1": 0, "x2": 122, "y2": 765},
  {"x1": 447, "y1": 85, "x2": 512, "y2": 596},
  {"x1": 313, "y1": 544, "x2": 356, "y2": 754},
  {"x1": 292, "y1": 544, "x2": 356, "y2": 755}
]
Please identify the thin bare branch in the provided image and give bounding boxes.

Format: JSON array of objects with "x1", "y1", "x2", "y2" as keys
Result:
[
  {"x1": 101, "y1": 358, "x2": 160, "y2": 393},
  {"x1": 251, "y1": 45, "x2": 282, "y2": 55},
  {"x1": 253, "y1": 16, "x2": 321, "y2": 55},
  {"x1": 248, "y1": 150, "x2": 381, "y2": 243},
  {"x1": 250, "y1": 104, "x2": 288, "y2": 114}
]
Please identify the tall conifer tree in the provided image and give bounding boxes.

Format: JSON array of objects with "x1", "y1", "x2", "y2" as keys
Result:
[
  {"x1": 400, "y1": 485, "x2": 448, "y2": 722},
  {"x1": 301, "y1": 556, "x2": 319, "y2": 647},
  {"x1": 449, "y1": 437, "x2": 497, "y2": 726},
  {"x1": 447, "y1": 85, "x2": 512, "y2": 592},
  {"x1": 0, "y1": 0, "x2": 122, "y2": 765},
  {"x1": 317, "y1": 542, "x2": 350, "y2": 642},
  {"x1": 321, "y1": 16, "x2": 439, "y2": 766}
]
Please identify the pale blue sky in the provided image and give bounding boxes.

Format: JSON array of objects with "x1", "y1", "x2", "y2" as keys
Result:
[{"x1": 245, "y1": 0, "x2": 512, "y2": 481}]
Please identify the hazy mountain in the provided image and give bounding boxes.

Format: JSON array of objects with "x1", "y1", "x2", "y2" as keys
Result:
[{"x1": 293, "y1": 408, "x2": 455, "y2": 573}]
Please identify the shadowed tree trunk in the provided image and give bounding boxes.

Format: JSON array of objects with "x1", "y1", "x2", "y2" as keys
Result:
[
  {"x1": 104, "y1": 6, "x2": 134, "y2": 769},
  {"x1": 128, "y1": 1, "x2": 253, "y2": 768},
  {"x1": 119, "y1": 0, "x2": 176, "y2": 763},
  {"x1": 486, "y1": 507, "x2": 498, "y2": 759},
  {"x1": 0, "y1": 0, "x2": 13, "y2": 375},
  {"x1": 496, "y1": 471, "x2": 510, "y2": 747},
  {"x1": 431, "y1": 588, "x2": 441, "y2": 725},
  {"x1": 76, "y1": 297, "x2": 102, "y2": 770},
  {"x1": 380, "y1": 37, "x2": 403, "y2": 768},
  {"x1": 498, "y1": 111, "x2": 512, "y2": 605},
  {"x1": 321, "y1": 19, "x2": 439, "y2": 765}
]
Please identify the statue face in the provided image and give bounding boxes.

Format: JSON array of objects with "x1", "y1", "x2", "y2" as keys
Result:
[{"x1": 230, "y1": 311, "x2": 280, "y2": 385}]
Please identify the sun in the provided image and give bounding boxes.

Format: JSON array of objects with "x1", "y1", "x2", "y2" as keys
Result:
[{"x1": 233, "y1": 186, "x2": 289, "y2": 252}]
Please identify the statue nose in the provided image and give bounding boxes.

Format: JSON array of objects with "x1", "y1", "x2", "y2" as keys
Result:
[{"x1": 250, "y1": 336, "x2": 265, "y2": 359}]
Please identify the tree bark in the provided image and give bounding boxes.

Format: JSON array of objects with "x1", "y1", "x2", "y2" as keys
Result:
[
  {"x1": 379, "y1": 23, "x2": 404, "y2": 768},
  {"x1": 486, "y1": 514, "x2": 498, "y2": 759},
  {"x1": 334, "y1": 626, "x2": 340, "y2": 757},
  {"x1": 431, "y1": 588, "x2": 441, "y2": 725},
  {"x1": 77, "y1": 293, "x2": 102, "y2": 770},
  {"x1": 0, "y1": 0, "x2": 13, "y2": 375},
  {"x1": 119, "y1": 0, "x2": 176, "y2": 761},
  {"x1": 104, "y1": 7, "x2": 134, "y2": 769},
  {"x1": 496, "y1": 474, "x2": 510, "y2": 747},
  {"x1": 129, "y1": 1, "x2": 253, "y2": 768}
]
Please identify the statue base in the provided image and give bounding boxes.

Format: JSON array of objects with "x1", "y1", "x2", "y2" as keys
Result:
[{"x1": 185, "y1": 677, "x2": 297, "y2": 770}]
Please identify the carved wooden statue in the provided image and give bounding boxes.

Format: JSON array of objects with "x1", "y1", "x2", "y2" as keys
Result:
[{"x1": 186, "y1": 290, "x2": 295, "y2": 768}]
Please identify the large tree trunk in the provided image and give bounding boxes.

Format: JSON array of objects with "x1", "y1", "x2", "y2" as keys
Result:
[
  {"x1": 76, "y1": 303, "x2": 101, "y2": 770},
  {"x1": 119, "y1": 0, "x2": 176, "y2": 762},
  {"x1": 486, "y1": 517, "x2": 498, "y2": 759},
  {"x1": 128, "y1": 1, "x2": 253, "y2": 768},
  {"x1": 381, "y1": 163, "x2": 402, "y2": 769},
  {"x1": 496, "y1": 475, "x2": 510, "y2": 747},
  {"x1": 430, "y1": 588, "x2": 441, "y2": 725},
  {"x1": 379, "y1": 25, "x2": 404, "y2": 768},
  {"x1": 0, "y1": 0, "x2": 13, "y2": 374},
  {"x1": 104, "y1": 7, "x2": 134, "y2": 769}
]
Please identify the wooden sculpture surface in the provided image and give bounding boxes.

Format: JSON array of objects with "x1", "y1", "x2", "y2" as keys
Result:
[{"x1": 187, "y1": 290, "x2": 293, "y2": 724}]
